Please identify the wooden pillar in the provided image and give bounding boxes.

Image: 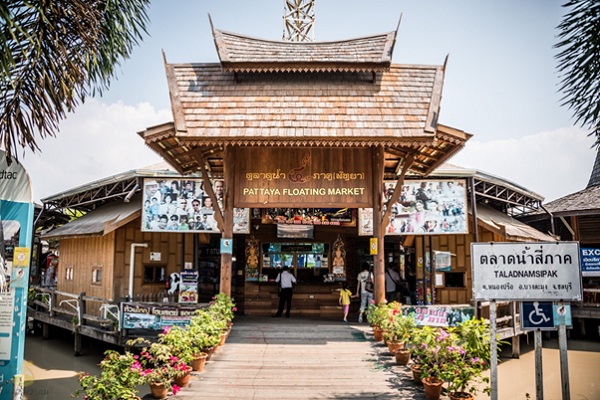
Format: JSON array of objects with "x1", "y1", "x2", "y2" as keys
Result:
[
  {"x1": 219, "y1": 145, "x2": 234, "y2": 296},
  {"x1": 372, "y1": 145, "x2": 385, "y2": 305}
]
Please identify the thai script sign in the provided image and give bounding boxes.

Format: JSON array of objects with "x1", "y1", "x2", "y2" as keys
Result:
[
  {"x1": 401, "y1": 305, "x2": 475, "y2": 327},
  {"x1": 472, "y1": 242, "x2": 582, "y2": 301},
  {"x1": 121, "y1": 302, "x2": 203, "y2": 330},
  {"x1": 234, "y1": 148, "x2": 372, "y2": 208},
  {"x1": 581, "y1": 247, "x2": 600, "y2": 277}
]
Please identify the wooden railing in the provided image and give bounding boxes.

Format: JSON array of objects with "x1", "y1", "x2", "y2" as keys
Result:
[{"x1": 29, "y1": 286, "x2": 118, "y2": 330}]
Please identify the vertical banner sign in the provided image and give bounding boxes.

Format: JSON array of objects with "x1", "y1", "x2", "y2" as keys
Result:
[
  {"x1": 0, "y1": 150, "x2": 35, "y2": 399},
  {"x1": 370, "y1": 238, "x2": 377, "y2": 255}
]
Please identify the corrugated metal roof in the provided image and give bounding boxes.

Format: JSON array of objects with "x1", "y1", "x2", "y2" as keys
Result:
[
  {"x1": 475, "y1": 204, "x2": 556, "y2": 242},
  {"x1": 41, "y1": 196, "x2": 142, "y2": 239}
]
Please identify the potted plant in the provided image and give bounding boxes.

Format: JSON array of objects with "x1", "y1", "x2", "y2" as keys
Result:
[
  {"x1": 443, "y1": 318, "x2": 495, "y2": 400},
  {"x1": 209, "y1": 293, "x2": 237, "y2": 327},
  {"x1": 159, "y1": 325, "x2": 195, "y2": 365},
  {"x1": 418, "y1": 328, "x2": 456, "y2": 400},
  {"x1": 131, "y1": 339, "x2": 183, "y2": 399},
  {"x1": 366, "y1": 302, "x2": 394, "y2": 341},
  {"x1": 382, "y1": 309, "x2": 416, "y2": 353},
  {"x1": 74, "y1": 350, "x2": 144, "y2": 400}
]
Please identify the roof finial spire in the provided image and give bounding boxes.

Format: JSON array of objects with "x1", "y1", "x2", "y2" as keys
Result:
[
  {"x1": 283, "y1": 0, "x2": 315, "y2": 42},
  {"x1": 587, "y1": 147, "x2": 600, "y2": 188}
]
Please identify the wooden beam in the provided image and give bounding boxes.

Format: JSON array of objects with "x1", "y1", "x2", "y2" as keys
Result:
[
  {"x1": 219, "y1": 145, "x2": 235, "y2": 296},
  {"x1": 372, "y1": 145, "x2": 386, "y2": 305},
  {"x1": 381, "y1": 154, "x2": 415, "y2": 228}
]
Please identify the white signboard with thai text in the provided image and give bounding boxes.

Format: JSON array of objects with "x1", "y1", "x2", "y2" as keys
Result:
[{"x1": 472, "y1": 242, "x2": 582, "y2": 301}]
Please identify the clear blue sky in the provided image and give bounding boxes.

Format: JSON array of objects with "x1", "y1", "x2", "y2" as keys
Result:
[{"x1": 21, "y1": 0, "x2": 596, "y2": 203}]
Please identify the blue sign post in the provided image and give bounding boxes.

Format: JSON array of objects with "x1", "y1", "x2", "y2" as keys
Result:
[
  {"x1": 521, "y1": 301, "x2": 555, "y2": 330},
  {"x1": 0, "y1": 151, "x2": 35, "y2": 399}
]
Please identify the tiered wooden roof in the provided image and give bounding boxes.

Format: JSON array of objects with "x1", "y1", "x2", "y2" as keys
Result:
[
  {"x1": 212, "y1": 28, "x2": 397, "y2": 73},
  {"x1": 139, "y1": 24, "x2": 470, "y2": 179}
]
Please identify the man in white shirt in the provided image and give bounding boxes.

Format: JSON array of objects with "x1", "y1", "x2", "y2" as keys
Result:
[
  {"x1": 355, "y1": 263, "x2": 374, "y2": 323},
  {"x1": 274, "y1": 265, "x2": 297, "y2": 318}
]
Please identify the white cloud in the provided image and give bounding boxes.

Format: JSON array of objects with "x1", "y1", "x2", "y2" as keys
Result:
[
  {"x1": 18, "y1": 101, "x2": 597, "y2": 206},
  {"x1": 20, "y1": 99, "x2": 170, "y2": 202},
  {"x1": 450, "y1": 126, "x2": 597, "y2": 202}
]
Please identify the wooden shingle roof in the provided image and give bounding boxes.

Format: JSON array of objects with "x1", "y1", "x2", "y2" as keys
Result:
[
  {"x1": 140, "y1": 26, "x2": 469, "y2": 178},
  {"x1": 211, "y1": 27, "x2": 397, "y2": 73},
  {"x1": 163, "y1": 63, "x2": 444, "y2": 146}
]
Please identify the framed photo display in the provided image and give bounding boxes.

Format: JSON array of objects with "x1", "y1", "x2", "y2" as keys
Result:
[{"x1": 141, "y1": 177, "x2": 249, "y2": 234}]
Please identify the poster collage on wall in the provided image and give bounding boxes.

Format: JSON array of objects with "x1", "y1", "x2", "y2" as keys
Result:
[
  {"x1": 359, "y1": 179, "x2": 468, "y2": 236},
  {"x1": 141, "y1": 177, "x2": 249, "y2": 234}
]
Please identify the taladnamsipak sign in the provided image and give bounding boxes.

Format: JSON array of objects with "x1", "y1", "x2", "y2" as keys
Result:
[{"x1": 472, "y1": 242, "x2": 582, "y2": 301}]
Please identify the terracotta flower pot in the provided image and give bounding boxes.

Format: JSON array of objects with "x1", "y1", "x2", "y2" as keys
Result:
[
  {"x1": 218, "y1": 332, "x2": 228, "y2": 346},
  {"x1": 202, "y1": 346, "x2": 215, "y2": 360},
  {"x1": 386, "y1": 341, "x2": 404, "y2": 354},
  {"x1": 174, "y1": 370, "x2": 191, "y2": 387},
  {"x1": 410, "y1": 364, "x2": 422, "y2": 385},
  {"x1": 149, "y1": 382, "x2": 168, "y2": 399},
  {"x1": 422, "y1": 377, "x2": 444, "y2": 400},
  {"x1": 393, "y1": 348, "x2": 411, "y2": 365},
  {"x1": 191, "y1": 352, "x2": 208, "y2": 372},
  {"x1": 372, "y1": 326, "x2": 384, "y2": 342}
]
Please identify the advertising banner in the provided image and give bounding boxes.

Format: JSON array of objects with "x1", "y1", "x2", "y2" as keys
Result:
[
  {"x1": 401, "y1": 305, "x2": 475, "y2": 327},
  {"x1": 581, "y1": 247, "x2": 600, "y2": 277},
  {"x1": 141, "y1": 177, "x2": 250, "y2": 234},
  {"x1": 0, "y1": 150, "x2": 34, "y2": 398},
  {"x1": 261, "y1": 208, "x2": 356, "y2": 226},
  {"x1": 359, "y1": 179, "x2": 468, "y2": 236},
  {"x1": 178, "y1": 271, "x2": 199, "y2": 304},
  {"x1": 121, "y1": 302, "x2": 201, "y2": 330},
  {"x1": 472, "y1": 242, "x2": 582, "y2": 301}
]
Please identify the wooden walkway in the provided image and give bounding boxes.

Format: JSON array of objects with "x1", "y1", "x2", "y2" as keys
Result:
[{"x1": 169, "y1": 316, "x2": 427, "y2": 400}]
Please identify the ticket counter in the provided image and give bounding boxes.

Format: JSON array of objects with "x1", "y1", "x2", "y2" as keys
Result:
[{"x1": 243, "y1": 241, "x2": 347, "y2": 317}]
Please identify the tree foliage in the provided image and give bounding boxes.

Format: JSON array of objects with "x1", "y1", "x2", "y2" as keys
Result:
[
  {"x1": 0, "y1": 0, "x2": 150, "y2": 161},
  {"x1": 555, "y1": 0, "x2": 600, "y2": 145}
]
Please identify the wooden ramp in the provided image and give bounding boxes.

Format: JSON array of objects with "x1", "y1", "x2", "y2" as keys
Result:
[{"x1": 170, "y1": 316, "x2": 427, "y2": 400}]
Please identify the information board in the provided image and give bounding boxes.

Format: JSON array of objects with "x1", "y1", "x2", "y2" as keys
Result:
[{"x1": 472, "y1": 242, "x2": 582, "y2": 301}]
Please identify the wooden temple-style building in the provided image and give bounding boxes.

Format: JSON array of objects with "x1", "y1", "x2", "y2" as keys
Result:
[{"x1": 31, "y1": 20, "x2": 558, "y2": 350}]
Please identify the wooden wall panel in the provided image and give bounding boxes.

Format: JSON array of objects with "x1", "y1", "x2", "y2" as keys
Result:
[
  {"x1": 113, "y1": 219, "x2": 195, "y2": 300},
  {"x1": 56, "y1": 233, "x2": 116, "y2": 302}
]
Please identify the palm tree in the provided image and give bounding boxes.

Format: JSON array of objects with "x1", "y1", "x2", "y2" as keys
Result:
[
  {"x1": 555, "y1": 0, "x2": 600, "y2": 145},
  {"x1": 0, "y1": 0, "x2": 150, "y2": 162}
]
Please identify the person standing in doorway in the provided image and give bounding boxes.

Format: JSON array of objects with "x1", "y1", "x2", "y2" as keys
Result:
[
  {"x1": 355, "y1": 262, "x2": 374, "y2": 323},
  {"x1": 385, "y1": 265, "x2": 401, "y2": 302},
  {"x1": 274, "y1": 265, "x2": 296, "y2": 318}
]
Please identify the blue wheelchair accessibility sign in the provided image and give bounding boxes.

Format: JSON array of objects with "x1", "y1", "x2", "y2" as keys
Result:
[{"x1": 521, "y1": 301, "x2": 555, "y2": 330}]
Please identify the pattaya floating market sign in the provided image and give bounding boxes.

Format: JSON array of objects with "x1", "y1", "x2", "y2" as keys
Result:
[
  {"x1": 471, "y1": 242, "x2": 582, "y2": 301},
  {"x1": 234, "y1": 147, "x2": 372, "y2": 208}
]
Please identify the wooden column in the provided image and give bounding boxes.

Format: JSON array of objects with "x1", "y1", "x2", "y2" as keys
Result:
[
  {"x1": 372, "y1": 146, "x2": 385, "y2": 305},
  {"x1": 219, "y1": 145, "x2": 234, "y2": 296}
]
